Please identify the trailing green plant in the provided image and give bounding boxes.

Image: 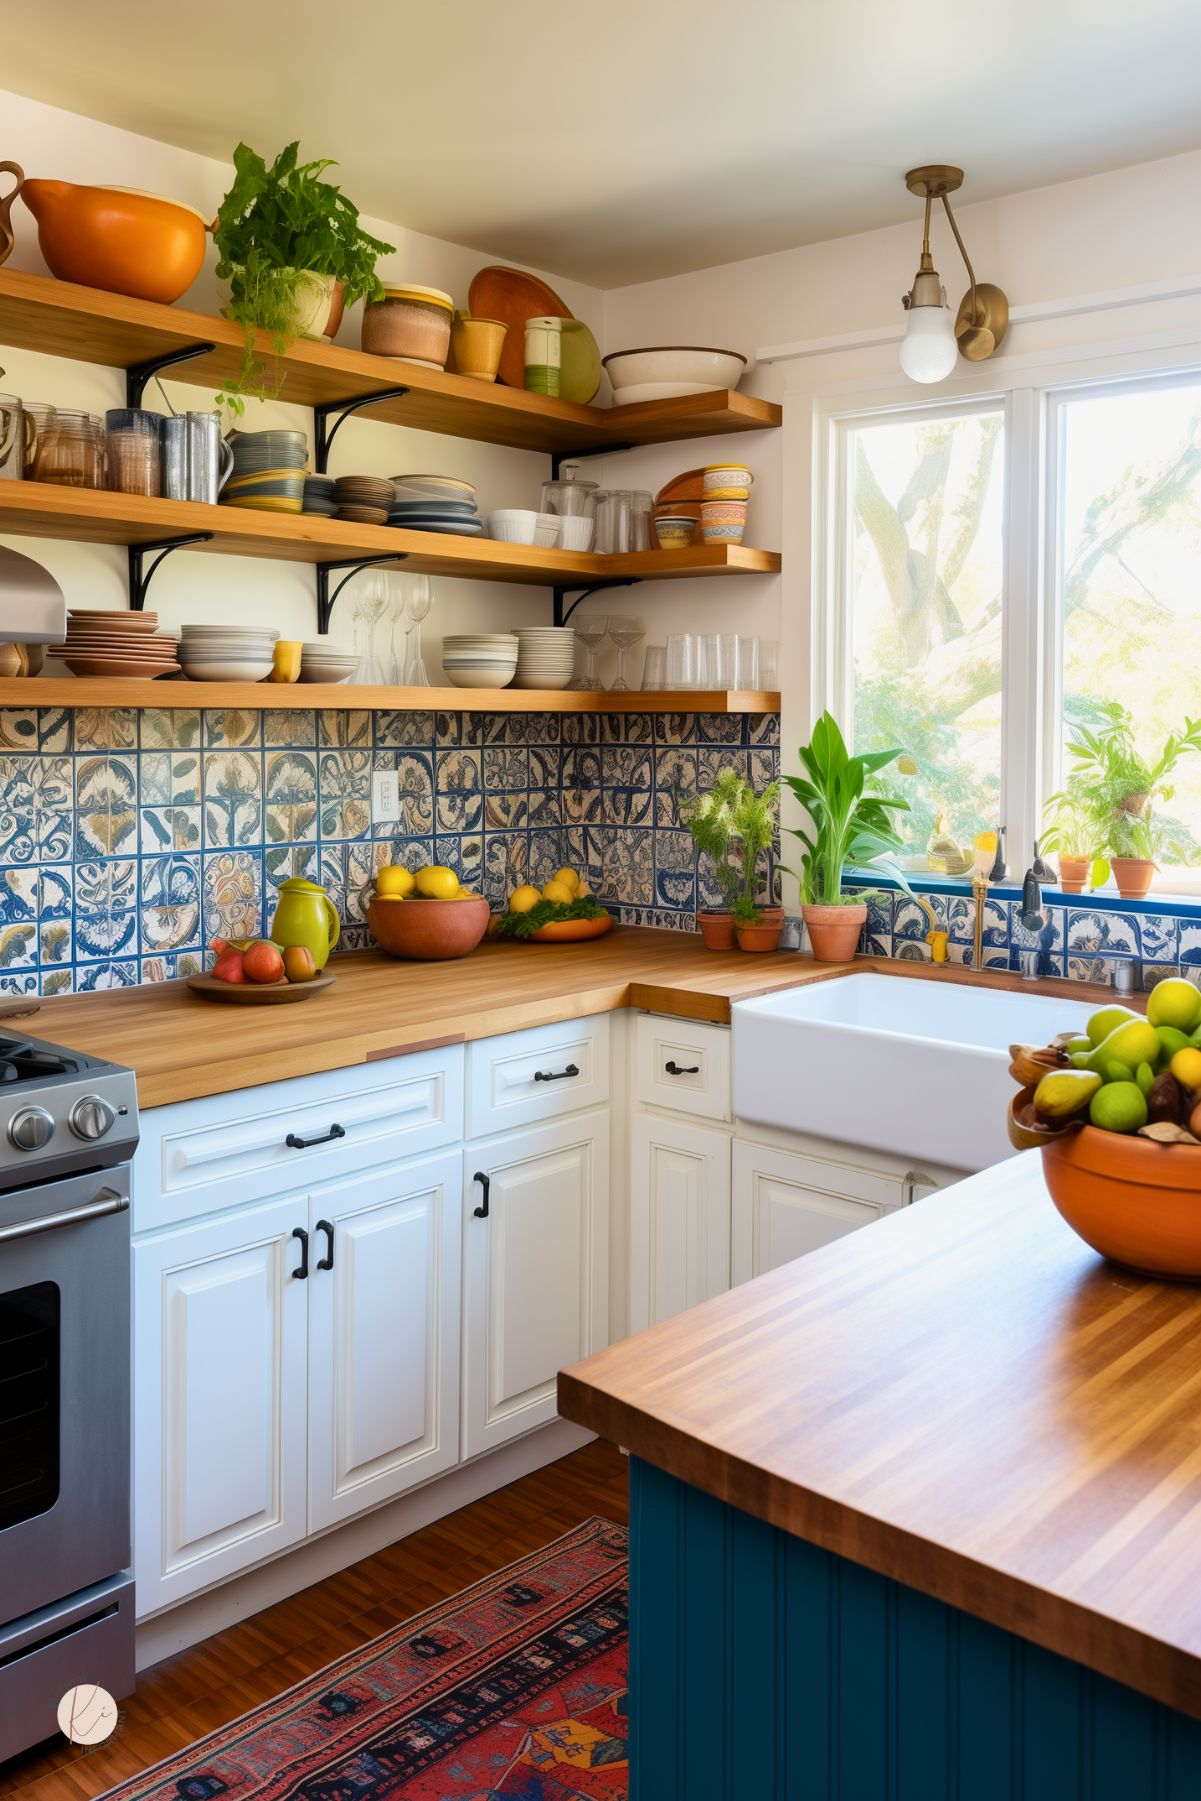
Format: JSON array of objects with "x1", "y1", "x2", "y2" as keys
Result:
[
  {"x1": 495, "y1": 895, "x2": 609, "y2": 939},
  {"x1": 1053, "y1": 702, "x2": 1201, "y2": 873},
  {"x1": 784, "y1": 711, "x2": 911, "y2": 906},
  {"x1": 212, "y1": 141, "x2": 395, "y2": 413},
  {"x1": 682, "y1": 767, "x2": 779, "y2": 924},
  {"x1": 1039, "y1": 785, "x2": 1097, "y2": 863}
]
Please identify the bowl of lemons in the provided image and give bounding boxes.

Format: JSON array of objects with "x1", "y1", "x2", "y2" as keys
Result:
[
  {"x1": 1007, "y1": 977, "x2": 1201, "y2": 1279},
  {"x1": 367, "y1": 863, "x2": 491, "y2": 960},
  {"x1": 497, "y1": 867, "x2": 613, "y2": 942}
]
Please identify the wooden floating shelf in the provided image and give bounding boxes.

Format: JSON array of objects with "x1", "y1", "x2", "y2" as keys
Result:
[
  {"x1": 0, "y1": 268, "x2": 781, "y2": 455},
  {"x1": 0, "y1": 481, "x2": 780, "y2": 586},
  {"x1": 0, "y1": 679, "x2": 780, "y2": 714}
]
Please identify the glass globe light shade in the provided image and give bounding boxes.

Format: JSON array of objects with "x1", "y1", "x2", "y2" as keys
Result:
[{"x1": 899, "y1": 302, "x2": 958, "y2": 383}]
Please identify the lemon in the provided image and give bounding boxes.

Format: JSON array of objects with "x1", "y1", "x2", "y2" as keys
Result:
[
  {"x1": 1089, "y1": 1081, "x2": 1148, "y2": 1134},
  {"x1": 508, "y1": 885, "x2": 542, "y2": 914},
  {"x1": 1085, "y1": 1019, "x2": 1159, "y2": 1074},
  {"x1": 375, "y1": 864, "x2": 415, "y2": 898},
  {"x1": 415, "y1": 865, "x2": 460, "y2": 899},
  {"x1": 552, "y1": 867, "x2": 580, "y2": 894},
  {"x1": 1147, "y1": 977, "x2": 1201, "y2": 1033},
  {"x1": 1086, "y1": 1004, "x2": 1140, "y2": 1047},
  {"x1": 1169, "y1": 1046, "x2": 1201, "y2": 1092},
  {"x1": 541, "y1": 880, "x2": 575, "y2": 905}
]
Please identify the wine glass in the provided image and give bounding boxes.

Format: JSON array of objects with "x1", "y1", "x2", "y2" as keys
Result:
[
  {"x1": 387, "y1": 581, "x2": 410, "y2": 684},
  {"x1": 572, "y1": 614, "x2": 609, "y2": 691},
  {"x1": 404, "y1": 575, "x2": 434, "y2": 686},
  {"x1": 356, "y1": 571, "x2": 390, "y2": 684},
  {"x1": 607, "y1": 615, "x2": 645, "y2": 692}
]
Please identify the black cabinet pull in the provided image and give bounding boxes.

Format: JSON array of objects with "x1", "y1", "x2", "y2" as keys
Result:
[
  {"x1": 665, "y1": 1060, "x2": 700, "y2": 1076},
  {"x1": 473, "y1": 1171, "x2": 491, "y2": 1219},
  {"x1": 286, "y1": 1123, "x2": 346, "y2": 1150},
  {"x1": 315, "y1": 1219, "x2": 335, "y2": 1271},
  {"x1": 291, "y1": 1226, "x2": 309, "y2": 1279},
  {"x1": 533, "y1": 1062, "x2": 579, "y2": 1084}
]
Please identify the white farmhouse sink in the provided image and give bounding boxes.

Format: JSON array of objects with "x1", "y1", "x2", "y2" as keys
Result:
[{"x1": 732, "y1": 973, "x2": 1095, "y2": 1173}]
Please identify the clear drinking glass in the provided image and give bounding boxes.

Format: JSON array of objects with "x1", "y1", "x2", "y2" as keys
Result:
[
  {"x1": 666, "y1": 633, "x2": 696, "y2": 689},
  {"x1": 711, "y1": 632, "x2": 738, "y2": 688},
  {"x1": 758, "y1": 638, "x2": 779, "y2": 688},
  {"x1": 594, "y1": 490, "x2": 633, "y2": 554},
  {"x1": 403, "y1": 575, "x2": 434, "y2": 686},
  {"x1": 607, "y1": 616, "x2": 645, "y2": 691},
  {"x1": 736, "y1": 635, "x2": 759, "y2": 689},
  {"x1": 629, "y1": 490, "x2": 653, "y2": 551},
  {"x1": 641, "y1": 644, "x2": 666, "y2": 691},
  {"x1": 572, "y1": 614, "x2": 609, "y2": 691},
  {"x1": 694, "y1": 634, "x2": 712, "y2": 690}
]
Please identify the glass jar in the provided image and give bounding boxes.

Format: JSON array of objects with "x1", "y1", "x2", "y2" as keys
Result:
[
  {"x1": 34, "y1": 409, "x2": 105, "y2": 488},
  {"x1": 105, "y1": 407, "x2": 162, "y2": 497}
]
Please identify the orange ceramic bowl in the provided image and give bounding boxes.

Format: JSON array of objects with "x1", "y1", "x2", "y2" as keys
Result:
[
  {"x1": 367, "y1": 894, "x2": 490, "y2": 960},
  {"x1": 1041, "y1": 1126, "x2": 1201, "y2": 1280},
  {"x1": 21, "y1": 180, "x2": 207, "y2": 304}
]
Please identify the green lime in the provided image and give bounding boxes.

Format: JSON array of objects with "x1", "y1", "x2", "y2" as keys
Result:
[
  {"x1": 1089, "y1": 1081, "x2": 1149, "y2": 1134},
  {"x1": 1156, "y1": 1026, "x2": 1192, "y2": 1064},
  {"x1": 1085, "y1": 1019, "x2": 1160, "y2": 1074},
  {"x1": 1103, "y1": 1060, "x2": 1134, "y2": 1083},
  {"x1": 1065, "y1": 1036, "x2": 1092, "y2": 1056},
  {"x1": 1136, "y1": 1061, "x2": 1156, "y2": 1095},
  {"x1": 1085, "y1": 1005, "x2": 1141, "y2": 1048},
  {"x1": 1147, "y1": 977, "x2": 1201, "y2": 1033}
]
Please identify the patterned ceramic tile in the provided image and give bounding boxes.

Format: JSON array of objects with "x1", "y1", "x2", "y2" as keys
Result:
[
  {"x1": 319, "y1": 709, "x2": 371, "y2": 749},
  {"x1": 263, "y1": 708, "x2": 317, "y2": 748},
  {"x1": 652, "y1": 829, "x2": 695, "y2": 909},
  {"x1": 484, "y1": 746, "x2": 529, "y2": 791},
  {"x1": 561, "y1": 713, "x2": 601, "y2": 745},
  {"x1": 204, "y1": 708, "x2": 261, "y2": 749},
  {"x1": 140, "y1": 708, "x2": 201, "y2": 750},
  {"x1": 435, "y1": 749, "x2": 483, "y2": 834},
  {"x1": 1136, "y1": 915, "x2": 1178, "y2": 963},
  {"x1": 74, "y1": 708, "x2": 136, "y2": 751},
  {"x1": 140, "y1": 806, "x2": 202, "y2": 853},
  {"x1": 0, "y1": 710, "x2": 37, "y2": 751},
  {"x1": 1065, "y1": 907, "x2": 1140, "y2": 956},
  {"x1": 265, "y1": 751, "x2": 318, "y2": 844},
  {"x1": 203, "y1": 850, "x2": 262, "y2": 944},
  {"x1": 203, "y1": 751, "x2": 262, "y2": 847},
  {"x1": 485, "y1": 793, "x2": 528, "y2": 829},
  {"x1": 587, "y1": 827, "x2": 653, "y2": 906},
  {"x1": 375, "y1": 709, "x2": 435, "y2": 748},
  {"x1": 75, "y1": 756, "x2": 138, "y2": 859},
  {"x1": 1179, "y1": 922, "x2": 1201, "y2": 969}
]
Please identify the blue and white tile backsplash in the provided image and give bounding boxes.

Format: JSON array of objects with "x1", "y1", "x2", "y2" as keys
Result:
[{"x1": 0, "y1": 704, "x2": 780, "y2": 994}]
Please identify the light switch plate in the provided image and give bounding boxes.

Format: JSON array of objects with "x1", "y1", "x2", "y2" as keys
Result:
[{"x1": 372, "y1": 768, "x2": 401, "y2": 824}]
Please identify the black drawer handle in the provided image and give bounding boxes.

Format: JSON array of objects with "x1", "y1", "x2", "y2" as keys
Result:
[
  {"x1": 533, "y1": 1063, "x2": 579, "y2": 1083},
  {"x1": 315, "y1": 1219, "x2": 334, "y2": 1271},
  {"x1": 286, "y1": 1123, "x2": 346, "y2": 1150},
  {"x1": 473, "y1": 1171, "x2": 490, "y2": 1219},
  {"x1": 665, "y1": 1060, "x2": 700, "y2": 1076},
  {"x1": 291, "y1": 1226, "x2": 309, "y2": 1279}
]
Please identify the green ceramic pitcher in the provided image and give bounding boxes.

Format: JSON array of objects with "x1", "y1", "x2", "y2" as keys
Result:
[{"x1": 269, "y1": 877, "x2": 341, "y2": 970}]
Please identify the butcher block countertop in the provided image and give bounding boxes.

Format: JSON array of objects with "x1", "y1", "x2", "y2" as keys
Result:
[
  {"x1": 560, "y1": 1155, "x2": 1201, "y2": 1720},
  {"x1": 16, "y1": 927, "x2": 1126, "y2": 1109}
]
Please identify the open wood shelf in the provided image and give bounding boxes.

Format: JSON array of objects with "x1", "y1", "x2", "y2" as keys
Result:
[
  {"x1": 0, "y1": 481, "x2": 780, "y2": 586},
  {"x1": 0, "y1": 679, "x2": 781, "y2": 714},
  {"x1": 0, "y1": 268, "x2": 781, "y2": 455}
]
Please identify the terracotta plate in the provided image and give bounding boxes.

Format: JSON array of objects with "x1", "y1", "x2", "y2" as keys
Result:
[
  {"x1": 528, "y1": 914, "x2": 614, "y2": 943},
  {"x1": 468, "y1": 264, "x2": 573, "y2": 389},
  {"x1": 185, "y1": 971, "x2": 336, "y2": 1004},
  {"x1": 655, "y1": 467, "x2": 705, "y2": 505}
]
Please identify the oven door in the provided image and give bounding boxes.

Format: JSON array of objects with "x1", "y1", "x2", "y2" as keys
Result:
[{"x1": 0, "y1": 1166, "x2": 131, "y2": 1623}]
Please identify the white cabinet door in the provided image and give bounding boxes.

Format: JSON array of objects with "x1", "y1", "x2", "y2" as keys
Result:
[
  {"x1": 731, "y1": 1139, "x2": 901, "y2": 1282},
  {"x1": 629, "y1": 1112, "x2": 731, "y2": 1332},
  {"x1": 462, "y1": 1112, "x2": 609, "y2": 1460},
  {"x1": 307, "y1": 1151, "x2": 462, "y2": 1532},
  {"x1": 134, "y1": 1196, "x2": 308, "y2": 1615}
]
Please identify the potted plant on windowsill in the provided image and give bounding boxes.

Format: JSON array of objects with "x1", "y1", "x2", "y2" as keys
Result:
[
  {"x1": 785, "y1": 711, "x2": 911, "y2": 963},
  {"x1": 682, "y1": 769, "x2": 781, "y2": 951},
  {"x1": 1059, "y1": 704, "x2": 1201, "y2": 899},
  {"x1": 213, "y1": 141, "x2": 395, "y2": 414},
  {"x1": 1039, "y1": 787, "x2": 1095, "y2": 894}
]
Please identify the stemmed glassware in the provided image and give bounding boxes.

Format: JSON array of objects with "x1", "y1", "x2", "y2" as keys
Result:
[
  {"x1": 352, "y1": 572, "x2": 390, "y2": 684},
  {"x1": 607, "y1": 615, "x2": 645, "y2": 692},
  {"x1": 403, "y1": 575, "x2": 434, "y2": 686},
  {"x1": 571, "y1": 615, "x2": 610, "y2": 691}
]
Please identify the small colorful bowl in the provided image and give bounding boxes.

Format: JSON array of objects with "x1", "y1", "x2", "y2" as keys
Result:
[
  {"x1": 655, "y1": 514, "x2": 697, "y2": 549},
  {"x1": 700, "y1": 499, "x2": 747, "y2": 544},
  {"x1": 703, "y1": 463, "x2": 754, "y2": 498}
]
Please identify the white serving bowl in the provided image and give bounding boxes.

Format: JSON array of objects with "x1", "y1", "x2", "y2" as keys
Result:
[
  {"x1": 601, "y1": 346, "x2": 747, "y2": 403},
  {"x1": 180, "y1": 625, "x2": 279, "y2": 642},
  {"x1": 445, "y1": 667, "x2": 517, "y2": 690},
  {"x1": 178, "y1": 656, "x2": 275, "y2": 682},
  {"x1": 513, "y1": 669, "x2": 573, "y2": 691},
  {"x1": 487, "y1": 509, "x2": 539, "y2": 545}
]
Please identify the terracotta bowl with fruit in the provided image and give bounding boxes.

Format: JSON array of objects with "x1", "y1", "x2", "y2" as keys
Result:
[
  {"x1": 494, "y1": 869, "x2": 612, "y2": 942},
  {"x1": 366, "y1": 863, "x2": 490, "y2": 960},
  {"x1": 1007, "y1": 980, "x2": 1201, "y2": 1281}
]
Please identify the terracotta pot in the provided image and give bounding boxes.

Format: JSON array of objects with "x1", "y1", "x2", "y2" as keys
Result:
[
  {"x1": 802, "y1": 902, "x2": 867, "y2": 963},
  {"x1": 696, "y1": 909, "x2": 736, "y2": 950},
  {"x1": 367, "y1": 894, "x2": 490, "y2": 960},
  {"x1": 1055, "y1": 855, "x2": 1091, "y2": 894},
  {"x1": 21, "y1": 179, "x2": 206, "y2": 303},
  {"x1": 1109, "y1": 857, "x2": 1156, "y2": 899},
  {"x1": 289, "y1": 271, "x2": 345, "y2": 340},
  {"x1": 735, "y1": 906, "x2": 784, "y2": 954},
  {"x1": 1041, "y1": 1127, "x2": 1201, "y2": 1280}
]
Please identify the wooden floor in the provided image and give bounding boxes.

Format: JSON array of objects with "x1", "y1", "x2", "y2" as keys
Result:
[{"x1": 1, "y1": 1441, "x2": 629, "y2": 1801}]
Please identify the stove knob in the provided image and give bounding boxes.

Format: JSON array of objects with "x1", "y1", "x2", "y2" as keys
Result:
[
  {"x1": 8, "y1": 1105, "x2": 55, "y2": 1151},
  {"x1": 69, "y1": 1095, "x2": 116, "y2": 1142}
]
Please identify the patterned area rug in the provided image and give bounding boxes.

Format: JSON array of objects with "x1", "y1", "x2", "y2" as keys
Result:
[{"x1": 106, "y1": 1519, "x2": 628, "y2": 1801}]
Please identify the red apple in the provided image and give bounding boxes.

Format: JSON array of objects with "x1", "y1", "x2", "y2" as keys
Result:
[
  {"x1": 244, "y1": 941, "x2": 286, "y2": 984},
  {"x1": 212, "y1": 948, "x2": 246, "y2": 984}
]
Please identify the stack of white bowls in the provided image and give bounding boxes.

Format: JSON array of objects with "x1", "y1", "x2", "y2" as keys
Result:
[
  {"x1": 514, "y1": 626, "x2": 577, "y2": 691},
  {"x1": 178, "y1": 624, "x2": 277, "y2": 682},
  {"x1": 442, "y1": 634, "x2": 519, "y2": 690},
  {"x1": 299, "y1": 643, "x2": 360, "y2": 684}
]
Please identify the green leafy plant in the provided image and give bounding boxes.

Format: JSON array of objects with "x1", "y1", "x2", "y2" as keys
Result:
[
  {"x1": 1053, "y1": 702, "x2": 1201, "y2": 873},
  {"x1": 495, "y1": 895, "x2": 609, "y2": 939},
  {"x1": 1039, "y1": 785, "x2": 1096, "y2": 863},
  {"x1": 682, "y1": 767, "x2": 779, "y2": 924},
  {"x1": 681, "y1": 767, "x2": 742, "y2": 910},
  {"x1": 785, "y1": 711, "x2": 911, "y2": 906},
  {"x1": 212, "y1": 142, "x2": 395, "y2": 413}
]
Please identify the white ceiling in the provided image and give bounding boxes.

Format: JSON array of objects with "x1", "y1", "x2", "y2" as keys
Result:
[{"x1": 4, "y1": 0, "x2": 1201, "y2": 287}]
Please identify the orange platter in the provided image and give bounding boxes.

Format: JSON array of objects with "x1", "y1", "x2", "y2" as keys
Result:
[{"x1": 528, "y1": 914, "x2": 614, "y2": 943}]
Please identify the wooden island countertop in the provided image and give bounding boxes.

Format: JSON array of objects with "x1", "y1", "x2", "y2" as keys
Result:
[{"x1": 560, "y1": 1154, "x2": 1201, "y2": 1720}]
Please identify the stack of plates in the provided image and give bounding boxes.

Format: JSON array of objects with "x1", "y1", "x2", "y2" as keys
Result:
[
  {"x1": 387, "y1": 495, "x2": 484, "y2": 537},
  {"x1": 513, "y1": 626, "x2": 577, "y2": 691},
  {"x1": 222, "y1": 430, "x2": 309, "y2": 514},
  {"x1": 392, "y1": 474, "x2": 476, "y2": 503},
  {"x1": 302, "y1": 474, "x2": 337, "y2": 517},
  {"x1": 61, "y1": 609, "x2": 181, "y2": 680},
  {"x1": 335, "y1": 475, "x2": 395, "y2": 526},
  {"x1": 299, "y1": 643, "x2": 360, "y2": 684},
  {"x1": 178, "y1": 623, "x2": 278, "y2": 683},
  {"x1": 442, "y1": 633, "x2": 519, "y2": 690}
]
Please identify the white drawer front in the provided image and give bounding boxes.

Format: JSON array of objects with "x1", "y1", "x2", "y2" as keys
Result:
[
  {"x1": 465, "y1": 1016, "x2": 609, "y2": 1139},
  {"x1": 135, "y1": 1046, "x2": 464, "y2": 1232},
  {"x1": 635, "y1": 1014, "x2": 731, "y2": 1121}
]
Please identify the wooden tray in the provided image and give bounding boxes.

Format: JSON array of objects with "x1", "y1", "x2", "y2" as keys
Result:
[
  {"x1": 528, "y1": 915, "x2": 614, "y2": 943},
  {"x1": 467, "y1": 264, "x2": 573, "y2": 389},
  {"x1": 185, "y1": 971, "x2": 335, "y2": 1004}
]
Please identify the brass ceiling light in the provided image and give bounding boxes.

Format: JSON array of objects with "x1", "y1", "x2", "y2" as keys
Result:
[{"x1": 900, "y1": 165, "x2": 1009, "y2": 383}]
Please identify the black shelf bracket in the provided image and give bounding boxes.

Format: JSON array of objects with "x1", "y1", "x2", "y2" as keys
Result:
[
  {"x1": 314, "y1": 389, "x2": 411, "y2": 474},
  {"x1": 549, "y1": 442, "x2": 633, "y2": 481},
  {"x1": 125, "y1": 343, "x2": 217, "y2": 409},
  {"x1": 127, "y1": 533, "x2": 214, "y2": 611},
  {"x1": 552, "y1": 576, "x2": 639, "y2": 629},
  {"x1": 316, "y1": 554, "x2": 408, "y2": 635}
]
